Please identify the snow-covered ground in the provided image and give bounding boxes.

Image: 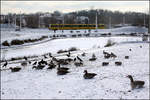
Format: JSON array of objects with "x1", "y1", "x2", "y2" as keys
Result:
[
  {"x1": 1, "y1": 39, "x2": 149, "y2": 99},
  {"x1": 0, "y1": 26, "x2": 149, "y2": 99}
]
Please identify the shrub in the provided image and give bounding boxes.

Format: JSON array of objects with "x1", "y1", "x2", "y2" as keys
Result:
[
  {"x1": 11, "y1": 57, "x2": 22, "y2": 61},
  {"x1": 57, "y1": 49, "x2": 68, "y2": 54},
  {"x1": 101, "y1": 33, "x2": 107, "y2": 36},
  {"x1": 78, "y1": 34, "x2": 82, "y2": 37},
  {"x1": 104, "y1": 39, "x2": 116, "y2": 47},
  {"x1": 2, "y1": 41, "x2": 10, "y2": 46},
  {"x1": 130, "y1": 33, "x2": 137, "y2": 36},
  {"x1": 72, "y1": 35, "x2": 76, "y2": 37},
  {"x1": 68, "y1": 47, "x2": 78, "y2": 51},
  {"x1": 108, "y1": 33, "x2": 111, "y2": 35},
  {"x1": 11, "y1": 39, "x2": 24, "y2": 45}
]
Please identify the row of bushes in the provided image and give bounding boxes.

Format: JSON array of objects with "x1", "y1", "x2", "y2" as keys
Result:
[
  {"x1": 57, "y1": 47, "x2": 78, "y2": 54},
  {"x1": 2, "y1": 36, "x2": 48, "y2": 46}
]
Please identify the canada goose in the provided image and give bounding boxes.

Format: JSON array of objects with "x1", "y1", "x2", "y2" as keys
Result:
[
  {"x1": 32, "y1": 61, "x2": 37, "y2": 65},
  {"x1": 92, "y1": 53, "x2": 96, "y2": 58},
  {"x1": 24, "y1": 56, "x2": 28, "y2": 60},
  {"x1": 110, "y1": 52, "x2": 117, "y2": 58},
  {"x1": 115, "y1": 62, "x2": 122, "y2": 66},
  {"x1": 65, "y1": 58, "x2": 73, "y2": 62},
  {"x1": 89, "y1": 57, "x2": 96, "y2": 61},
  {"x1": 125, "y1": 56, "x2": 129, "y2": 59},
  {"x1": 28, "y1": 61, "x2": 31, "y2": 64},
  {"x1": 77, "y1": 56, "x2": 83, "y2": 62},
  {"x1": 129, "y1": 49, "x2": 132, "y2": 51},
  {"x1": 66, "y1": 51, "x2": 71, "y2": 57},
  {"x1": 127, "y1": 75, "x2": 145, "y2": 90},
  {"x1": 89, "y1": 54, "x2": 97, "y2": 61},
  {"x1": 38, "y1": 59, "x2": 47, "y2": 65},
  {"x1": 2, "y1": 61, "x2": 7, "y2": 68},
  {"x1": 102, "y1": 62, "x2": 109, "y2": 66},
  {"x1": 57, "y1": 64, "x2": 69, "y2": 71},
  {"x1": 74, "y1": 62, "x2": 83, "y2": 67},
  {"x1": 83, "y1": 70, "x2": 97, "y2": 79},
  {"x1": 57, "y1": 69, "x2": 69, "y2": 75},
  {"x1": 52, "y1": 57, "x2": 58, "y2": 62},
  {"x1": 21, "y1": 61, "x2": 27, "y2": 66},
  {"x1": 104, "y1": 54, "x2": 111, "y2": 59},
  {"x1": 74, "y1": 58, "x2": 76, "y2": 61},
  {"x1": 81, "y1": 52, "x2": 86, "y2": 56},
  {"x1": 103, "y1": 50, "x2": 109, "y2": 55},
  {"x1": 47, "y1": 61, "x2": 56, "y2": 69},
  {"x1": 49, "y1": 53, "x2": 52, "y2": 57},
  {"x1": 32, "y1": 64, "x2": 45, "y2": 70},
  {"x1": 10, "y1": 67, "x2": 21, "y2": 72},
  {"x1": 44, "y1": 55, "x2": 47, "y2": 59}
]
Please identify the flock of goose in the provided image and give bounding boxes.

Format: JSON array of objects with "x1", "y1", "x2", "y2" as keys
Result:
[{"x1": 1, "y1": 45, "x2": 145, "y2": 90}]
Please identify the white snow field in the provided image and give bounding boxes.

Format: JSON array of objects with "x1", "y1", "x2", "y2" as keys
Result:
[
  {"x1": 0, "y1": 26, "x2": 149, "y2": 99},
  {"x1": 1, "y1": 40, "x2": 149, "y2": 99}
]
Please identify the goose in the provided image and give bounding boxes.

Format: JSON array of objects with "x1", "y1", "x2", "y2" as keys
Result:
[
  {"x1": 65, "y1": 58, "x2": 73, "y2": 62},
  {"x1": 102, "y1": 62, "x2": 109, "y2": 66},
  {"x1": 115, "y1": 61, "x2": 122, "y2": 66},
  {"x1": 83, "y1": 70, "x2": 97, "y2": 79},
  {"x1": 81, "y1": 52, "x2": 86, "y2": 56},
  {"x1": 2, "y1": 61, "x2": 8, "y2": 68},
  {"x1": 57, "y1": 64, "x2": 69, "y2": 71},
  {"x1": 24, "y1": 56, "x2": 28, "y2": 60},
  {"x1": 38, "y1": 59, "x2": 47, "y2": 65},
  {"x1": 74, "y1": 62, "x2": 83, "y2": 67},
  {"x1": 32, "y1": 61, "x2": 37, "y2": 65},
  {"x1": 89, "y1": 57, "x2": 96, "y2": 61},
  {"x1": 125, "y1": 56, "x2": 129, "y2": 59},
  {"x1": 140, "y1": 46, "x2": 142, "y2": 48},
  {"x1": 57, "y1": 69, "x2": 69, "y2": 75},
  {"x1": 110, "y1": 52, "x2": 117, "y2": 58},
  {"x1": 103, "y1": 50, "x2": 109, "y2": 55},
  {"x1": 10, "y1": 67, "x2": 21, "y2": 72},
  {"x1": 44, "y1": 55, "x2": 47, "y2": 59},
  {"x1": 66, "y1": 51, "x2": 71, "y2": 57},
  {"x1": 104, "y1": 54, "x2": 111, "y2": 59},
  {"x1": 49, "y1": 53, "x2": 52, "y2": 58},
  {"x1": 28, "y1": 61, "x2": 31, "y2": 64},
  {"x1": 47, "y1": 62, "x2": 56, "y2": 69},
  {"x1": 92, "y1": 53, "x2": 96, "y2": 58},
  {"x1": 32, "y1": 64, "x2": 45, "y2": 70},
  {"x1": 77, "y1": 56, "x2": 83, "y2": 62},
  {"x1": 74, "y1": 58, "x2": 76, "y2": 61},
  {"x1": 21, "y1": 61, "x2": 27, "y2": 66},
  {"x1": 127, "y1": 75, "x2": 145, "y2": 90}
]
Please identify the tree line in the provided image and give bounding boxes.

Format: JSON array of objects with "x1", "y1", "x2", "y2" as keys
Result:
[{"x1": 0, "y1": 9, "x2": 149, "y2": 28}]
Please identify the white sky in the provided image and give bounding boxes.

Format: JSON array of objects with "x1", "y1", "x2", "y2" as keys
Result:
[{"x1": 1, "y1": 1, "x2": 149, "y2": 14}]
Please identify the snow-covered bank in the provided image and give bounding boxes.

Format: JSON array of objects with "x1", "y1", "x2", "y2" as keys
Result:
[
  {"x1": 1, "y1": 36, "x2": 143, "y2": 60},
  {"x1": 1, "y1": 40, "x2": 149, "y2": 99},
  {"x1": 1, "y1": 26, "x2": 148, "y2": 43}
]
